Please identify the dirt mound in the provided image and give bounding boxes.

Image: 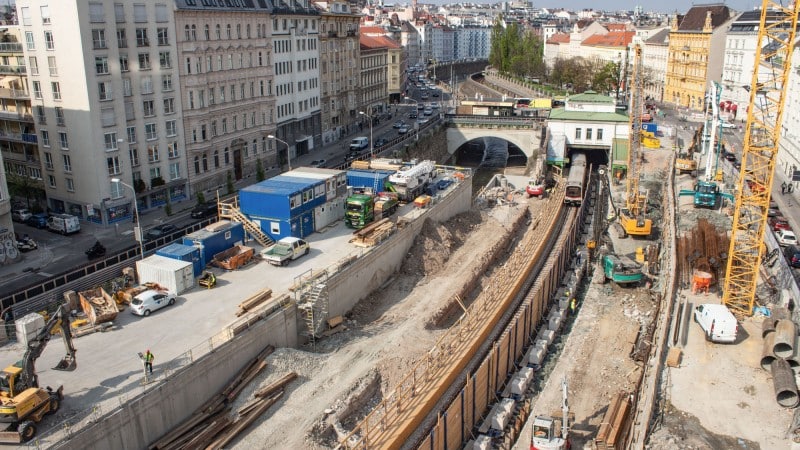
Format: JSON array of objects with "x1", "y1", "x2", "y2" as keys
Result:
[
  {"x1": 400, "y1": 210, "x2": 483, "y2": 277},
  {"x1": 645, "y1": 402, "x2": 759, "y2": 450}
]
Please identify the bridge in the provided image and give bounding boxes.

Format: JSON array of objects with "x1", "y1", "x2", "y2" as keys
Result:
[{"x1": 445, "y1": 114, "x2": 544, "y2": 158}]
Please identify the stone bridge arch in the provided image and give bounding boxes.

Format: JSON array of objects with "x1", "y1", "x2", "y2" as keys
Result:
[{"x1": 446, "y1": 127, "x2": 540, "y2": 158}]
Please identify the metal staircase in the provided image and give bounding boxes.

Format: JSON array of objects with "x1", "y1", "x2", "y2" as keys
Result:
[
  {"x1": 300, "y1": 282, "x2": 330, "y2": 345},
  {"x1": 217, "y1": 197, "x2": 274, "y2": 248}
]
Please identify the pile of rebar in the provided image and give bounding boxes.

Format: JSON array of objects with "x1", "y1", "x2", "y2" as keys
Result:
[{"x1": 676, "y1": 219, "x2": 730, "y2": 288}]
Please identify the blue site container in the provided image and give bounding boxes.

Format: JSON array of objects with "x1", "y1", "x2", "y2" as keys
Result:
[
  {"x1": 156, "y1": 243, "x2": 203, "y2": 277},
  {"x1": 240, "y1": 178, "x2": 322, "y2": 220},
  {"x1": 641, "y1": 123, "x2": 657, "y2": 133},
  {"x1": 182, "y1": 221, "x2": 244, "y2": 268},
  {"x1": 347, "y1": 169, "x2": 395, "y2": 192},
  {"x1": 250, "y1": 211, "x2": 316, "y2": 241},
  {"x1": 275, "y1": 175, "x2": 327, "y2": 212}
]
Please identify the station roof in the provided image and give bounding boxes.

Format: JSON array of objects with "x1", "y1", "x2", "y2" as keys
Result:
[{"x1": 549, "y1": 109, "x2": 629, "y2": 122}]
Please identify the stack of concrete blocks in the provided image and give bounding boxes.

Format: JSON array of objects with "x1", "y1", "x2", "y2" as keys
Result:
[{"x1": 15, "y1": 313, "x2": 45, "y2": 347}]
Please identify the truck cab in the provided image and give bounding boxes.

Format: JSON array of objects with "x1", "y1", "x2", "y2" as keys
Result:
[
  {"x1": 531, "y1": 416, "x2": 568, "y2": 450},
  {"x1": 261, "y1": 237, "x2": 310, "y2": 266},
  {"x1": 345, "y1": 194, "x2": 374, "y2": 229}
]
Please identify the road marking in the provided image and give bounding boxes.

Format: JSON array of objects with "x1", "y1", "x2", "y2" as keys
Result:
[{"x1": 37, "y1": 272, "x2": 53, "y2": 277}]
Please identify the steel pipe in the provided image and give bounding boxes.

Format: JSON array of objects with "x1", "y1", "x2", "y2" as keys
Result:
[
  {"x1": 773, "y1": 320, "x2": 798, "y2": 358},
  {"x1": 762, "y1": 318, "x2": 777, "y2": 338},
  {"x1": 772, "y1": 358, "x2": 800, "y2": 408},
  {"x1": 760, "y1": 332, "x2": 777, "y2": 370}
]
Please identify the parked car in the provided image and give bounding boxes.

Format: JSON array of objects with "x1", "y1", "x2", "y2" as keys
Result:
[
  {"x1": 769, "y1": 216, "x2": 791, "y2": 232},
  {"x1": 309, "y1": 159, "x2": 326, "y2": 168},
  {"x1": 130, "y1": 289, "x2": 176, "y2": 316},
  {"x1": 423, "y1": 108, "x2": 433, "y2": 116},
  {"x1": 724, "y1": 152, "x2": 736, "y2": 162},
  {"x1": 47, "y1": 214, "x2": 81, "y2": 235},
  {"x1": 191, "y1": 202, "x2": 218, "y2": 219},
  {"x1": 430, "y1": 102, "x2": 440, "y2": 109},
  {"x1": 409, "y1": 112, "x2": 418, "y2": 119},
  {"x1": 261, "y1": 237, "x2": 310, "y2": 266},
  {"x1": 431, "y1": 90, "x2": 440, "y2": 97},
  {"x1": 776, "y1": 229, "x2": 798, "y2": 247},
  {"x1": 11, "y1": 208, "x2": 32, "y2": 223},
  {"x1": 721, "y1": 121, "x2": 737, "y2": 129},
  {"x1": 397, "y1": 126, "x2": 410, "y2": 135},
  {"x1": 392, "y1": 120, "x2": 405, "y2": 129},
  {"x1": 785, "y1": 245, "x2": 800, "y2": 268},
  {"x1": 25, "y1": 213, "x2": 49, "y2": 229},
  {"x1": 145, "y1": 223, "x2": 177, "y2": 241},
  {"x1": 420, "y1": 93, "x2": 429, "y2": 100},
  {"x1": 694, "y1": 304, "x2": 738, "y2": 343},
  {"x1": 374, "y1": 138, "x2": 389, "y2": 148}
]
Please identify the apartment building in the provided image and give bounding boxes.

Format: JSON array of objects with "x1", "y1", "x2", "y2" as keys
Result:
[
  {"x1": 17, "y1": 0, "x2": 189, "y2": 224},
  {"x1": 359, "y1": 35, "x2": 388, "y2": 117},
  {"x1": 778, "y1": 42, "x2": 800, "y2": 188},
  {"x1": 641, "y1": 28, "x2": 669, "y2": 102},
  {"x1": 722, "y1": 9, "x2": 778, "y2": 113},
  {"x1": 318, "y1": 0, "x2": 361, "y2": 145},
  {"x1": 453, "y1": 26, "x2": 491, "y2": 61},
  {"x1": 0, "y1": 27, "x2": 43, "y2": 211},
  {"x1": 664, "y1": 5, "x2": 734, "y2": 111},
  {"x1": 271, "y1": 6, "x2": 322, "y2": 163},
  {"x1": 173, "y1": 1, "x2": 277, "y2": 196},
  {"x1": 399, "y1": 22, "x2": 421, "y2": 67}
]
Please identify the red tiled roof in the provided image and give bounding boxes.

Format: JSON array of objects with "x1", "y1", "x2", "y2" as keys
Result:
[
  {"x1": 360, "y1": 26, "x2": 386, "y2": 35},
  {"x1": 605, "y1": 23, "x2": 628, "y2": 32},
  {"x1": 360, "y1": 34, "x2": 392, "y2": 49},
  {"x1": 547, "y1": 32, "x2": 570, "y2": 44},
  {"x1": 582, "y1": 31, "x2": 634, "y2": 47}
]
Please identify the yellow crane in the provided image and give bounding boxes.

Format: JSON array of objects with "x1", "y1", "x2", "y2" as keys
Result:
[
  {"x1": 723, "y1": 1, "x2": 799, "y2": 316},
  {"x1": 619, "y1": 44, "x2": 652, "y2": 237}
]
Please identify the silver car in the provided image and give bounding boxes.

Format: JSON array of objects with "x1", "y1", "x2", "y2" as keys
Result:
[{"x1": 131, "y1": 289, "x2": 176, "y2": 316}]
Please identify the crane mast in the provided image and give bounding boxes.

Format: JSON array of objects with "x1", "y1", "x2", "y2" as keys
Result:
[
  {"x1": 723, "y1": 1, "x2": 800, "y2": 316},
  {"x1": 627, "y1": 44, "x2": 644, "y2": 216}
]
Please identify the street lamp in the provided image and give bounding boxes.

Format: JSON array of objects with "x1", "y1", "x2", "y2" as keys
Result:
[
  {"x1": 267, "y1": 135, "x2": 291, "y2": 171},
  {"x1": 111, "y1": 178, "x2": 144, "y2": 260},
  {"x1": 358, "y1": 111, "x2": 374, "y2": 159}
]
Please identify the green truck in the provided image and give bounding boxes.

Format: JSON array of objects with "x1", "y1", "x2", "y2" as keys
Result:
[
  {"x1": 601, "y1": 254, "x2": 643, "y2": 285},
  {"x1": 345, "y1": 193, "x2": 399, "y2": 229}
]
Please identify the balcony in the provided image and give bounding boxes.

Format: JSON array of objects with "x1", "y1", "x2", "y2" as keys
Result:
[
  {"x1": 0, "y1": 42, "x2": 23, "y2": 53},
  {"x1": 0, "y1": 110, "x2": 34, "y2": 122},
  {"x1": 328, "y1": 30, "x2": 338, "y2": 38},
  {"x1": 0, "y1": 88, "x2": 29, "y2": 99},
  {"x1": 347, "y1": 30, "x2": 357, "y2": 37},
  {"x1": 0, "y1": 65, "x2": 25, "y2": 75},
  {"x1": 0, "y1": 131, "x2": 38, "y2": 144}
]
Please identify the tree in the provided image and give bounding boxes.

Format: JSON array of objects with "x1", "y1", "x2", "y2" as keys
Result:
[
  {"x1": 226, "y1": 170, "x2": 234, "y2": 195},
  {"x1": 256, "y1": 158, "x2": 265, "y2": 182},
  {"x1": 196, "y1": 191, "x2": 206, "y2": 205},
  {"x1": 6, "y1": 171, "x2": 44, "y2": 209},
  {"x1": 591, "y1": 60, "x2": 622, "y2": 96}
]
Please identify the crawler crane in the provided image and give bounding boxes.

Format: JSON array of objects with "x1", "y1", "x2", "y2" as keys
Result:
[
  {"x1": 723, "y1": 1, "x2": 800, "y2": 316},
  {"x1": 618, "y1": 44, "x2": 652, "y2": 237}
]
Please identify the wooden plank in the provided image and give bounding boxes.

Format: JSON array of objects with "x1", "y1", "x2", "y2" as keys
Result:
[
  {"x1": 226, "y1": 360, "x2": 267, "y2": 402},
  {"x1": 254, "y1": 371, "x2": 298, "y2": 399},
  {"x1": 178, "y1": 415, "x2": 233, "y2": 450},
  {"x1": 205, "y1": 391, "x2": 284, "y2": 450}
]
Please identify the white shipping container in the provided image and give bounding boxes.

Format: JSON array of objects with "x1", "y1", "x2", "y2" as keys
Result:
[
  {"x1": 136, "y1": 255, "x2": 195, "y2": 294},
  {"x1": 314, "y1": 198, "x2": 344, "y2": 231},
  {"x1": 16, "y1": 313, "x2": 45, "y2": 346}
]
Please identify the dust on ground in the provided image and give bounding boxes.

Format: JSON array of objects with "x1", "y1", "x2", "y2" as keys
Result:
[{"x1": 229, "y1": 196, "x2": 535, "y2": 449}]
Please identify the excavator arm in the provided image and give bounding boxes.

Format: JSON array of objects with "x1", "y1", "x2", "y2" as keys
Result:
[{"x1": 18, "y1": 305, "x2": 76, "y2": 392}]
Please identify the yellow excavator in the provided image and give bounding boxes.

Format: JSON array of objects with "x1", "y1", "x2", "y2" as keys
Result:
[{"x1": 0, "y1": 305, "x2": 77, "y2": 443}]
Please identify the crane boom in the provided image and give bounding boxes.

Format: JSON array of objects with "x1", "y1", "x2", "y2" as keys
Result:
[{"x1": 723, "y1": 1, "x2": 800, "y2": 316}]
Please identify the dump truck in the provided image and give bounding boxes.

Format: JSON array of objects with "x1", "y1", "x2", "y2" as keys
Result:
[
  {"x1": 601, "y1": 254, "x2": 643, "y2": 285},
  {"x1": 261, "y1": 237, "x2": 309, "y2": 266},
  {"x1": 345, "y1": 192, "x2": 399, "y2": 229},
  {"x1": 78, "y1": 287, "x2": 119, "y2": 325},
  {"x1": 212, "y1": 245, "x2": 254, "y2": 270},
  {"x1": 0, "y1": 305, "x2": 76, "y2": 443}
]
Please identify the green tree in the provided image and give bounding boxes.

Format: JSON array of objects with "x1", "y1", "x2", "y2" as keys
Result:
[
  {"x1": 6, "y1": 171, "x2": 44, "y2": 208},
  {"x1": 256, "y1": 158, "x2": 265, "y2": 182},
  {"x1": 196, "y1": 191, "x2": 206, "y2": 205},
  {"x1": 226, "y1": 170, "x2": 234, "y2": 195},
  {"x1": 164, "y1": 199, "x2": 172, "y2": 216}
]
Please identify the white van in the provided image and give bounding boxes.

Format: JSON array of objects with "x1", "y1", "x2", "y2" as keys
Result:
[
  {"x1": 47, "y1": 213, "x2": 81, "y2": 235},
  {"x1": 349, "y1": 137, "x2": 369, "y2": 152},
  {"x1": 694, "y1": 304, "x2": 738, "y2": 343}
]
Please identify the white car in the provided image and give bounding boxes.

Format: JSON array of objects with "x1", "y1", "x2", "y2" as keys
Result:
[
  {"x1": 309, "y1": 159, "x2": 326, "y2": 168},
  {"x1": 776, "y1": 229, "x2": 798, "y2": 247},
  {"x1": 131, "y1": 289, "x2": 176, "y2": 316},
  {"x1": 694, "y1": 304, "x2": 738, "y2": 343},
  {"x1": 721, "y1": 121, "x2": 737, "y2": 129}
]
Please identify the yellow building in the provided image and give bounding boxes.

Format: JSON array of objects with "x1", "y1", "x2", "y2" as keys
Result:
[{"x1": 665, "y1": 5, "x2": 733, "y2": 111}]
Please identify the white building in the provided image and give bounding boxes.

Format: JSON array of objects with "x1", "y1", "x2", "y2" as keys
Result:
[
  {"x1": 17, "y1": 0, "x2": 189, "y2": 224},
  {"x1": 642, "y1": 28, "x2": 670, "y2": 102},
  {"x1": 778, "y1": 44, "x2": 800, "y2": 189},
  {"x1": 722, "y1": 10, "x2": 764, "y2": 113},
  {"x1": 453, "y1": 26, "x2": 491, "y2": 61}
]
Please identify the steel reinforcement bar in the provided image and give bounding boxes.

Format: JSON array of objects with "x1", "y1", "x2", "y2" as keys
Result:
[{"x1": 340, "y1": 182, "x2": 581, "y2": 449}]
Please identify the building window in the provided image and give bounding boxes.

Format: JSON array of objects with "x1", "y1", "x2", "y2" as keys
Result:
[
  {"x1": 226, "y1": 24, "x2": 231, "y2": 39},
  {"x1": 138, "y1": 53, "x2": 150, "y2": 70},
  {"x1": 47, "y1": 56, "x2": 57, "y2": 76},
  {"x1": 136, "y1": 28, "x2": 149, "y2": 47},
  {"x1": 36, "y1": 106, "x2": 46, "y2": 124},
  {"x1": 141, "y1": 76, "x2": 153, "y2": 94},
  {"x1": 130, "y1": 147, "x2": 140, "y2": 166},
  {"x1": 32, "y1": 81, "x2": 42, "y2": 99},
  {"x1": 98, "y1": 81, "x2": 112, "y2": 101},
  {"x1": 194, "y1": 156, "x2": 200, "y2": 174},
  {"x1": 167, "y1": 142, "x2": 179, "y2": 159},
  {"x1": 44, "y1": 152, "x2": 53, "y2": 169},
  {"x1": 66, "y1": 178, "x2": 74, "y2": 192},
  {"x1": 165, "y1": 119, "x2": 176, "y2": 137},
  {"x1": 575, "y1": 128, "x2": 582, "y2": 140},
  {"x1": 47, "y1": 175, "x2": 56, "y2": 188},
  {"x1": 162, "y1": 74, "x2": 173, "y2": 91},
  {"x1": 59, "y1": 131, "x2": 69, "y2": 149},
  {"x1": 107, "y1": 156, "x2": 121, "y2": 175},
  {"x1": 123, "y1": 78, "x2": 132, "y2": 97},
  {"x1": 63, "y1": 154, "x2": 72, "y2": 172},
  {"x1": 55, "y1": 107, "x2": 65, "y2": 126},
  {"x1": 41, "y1": 130, "x2": 50, "y2": 147},
  {"x1": 157, "y1": 27, "x2": 168, "y2": 46},
  {"x1": 224, "y1": 147, "x2": 229, "y2": 164},
  {"x1": 134, "y1": 4, "x2": 146, "y2": 23},
  {"x1": 92, "y1": 29, "x2": 106, "y2": 49},
  {"x1": 119, "y1": 54, "x2": 129, "y2": 71},
  {"x1": 44, "y1": 31, "x2": 54, "y2": 50},
  {"x1": 159, "y1": 51, "x2": 171, "y2": 69},
  {"x1": 117, "y1": 28, "x2": 127, "y2": 48},
  {"x1": 145, "y1": 123, "x2": 157, "y2": 140},
  {"x1": 143, "y1": 100, "x2": 155, "y2": 117},
  {"x1": 21, "y1": 7, "x2": 31, "y2": 26},
  {"x1": 148, "y1": 145, "x2": 159, "y2": 162},
  {"x1": 41, "y1": 5, "x2": 51, "y2": 24},
  {"x1": 597, "y1": 128, "x2": 604, "y2": 141},
  {"x1": 127, "y1": 126, "x2": 136, "y2": 143},
  {"x1": 204, "y1": 24, "x2": 210, "y2": 40},
  {"x1": 28, "y1": 57, "x2": 38, "y2": 77},
  {"x1": 51, "y1": 82, "x2": 61, "y2": 100},
  {"x1": 586, "y1": 129, "x2": 592, "y2": 140},
  {"x1": 202, "y1": 153, "x2": 208, "y2": 171},
  {"x1": 163, "y1": 97, "x2": 174, "y2": 114},
  {"x1": 95, "y1": 56, "x2": 109, "y2": 75},
  {"x1": 104, "y1": 132, "x2": 118, "y2": 151},
  {"x1": 169, "y1": 162, "x2": 180, "y2": 180},
  {"x1": 110, "y1": 180, "x2": 123, "y2": 199},
  {"x1": 215, "y1": 24, "x2": 221, "y2": 40},
  {"x1": 213, "y1": 150, "x2": 219, "y2": 167},
  {"x1": 115, "y1": 3, "x2": 125, "y2": 23}
]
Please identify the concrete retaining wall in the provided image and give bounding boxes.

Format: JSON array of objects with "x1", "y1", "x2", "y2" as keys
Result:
[
  {"x1": 55, "y1": 305, "x2": 298, "y2": 450},
  {"x1": 326, "y1": 179, "x2": 472, "y2": 318}
]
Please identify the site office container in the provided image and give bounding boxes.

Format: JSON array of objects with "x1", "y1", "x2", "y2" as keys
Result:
[
  {"x1": 247, "y1": 209, "x2": 316, "y2": 241},
  {"x1": 314, "y1": 197, "x2": 345, "y2": 231},
  {"x1": 156, "y1": 243, "x2": 203, "y2": 277},
  {"x1": 136, "y1": 255, "x2": 195, "y2": 295},
  {"x1": 274, "y1": 175, "x2": 328, "y2": 213},
  {"x1": 288, "y1": 168, "x2": 348, "y2": 201},
  {"x1": 240, "y1": 178, "x2": 322, "y2": 220},
  {"x1": 641, "y1": 123, "x2": 658, "y2": 134},
  {"x1": 182, "y1": 221, "x2": 244, "y2": 268},
  {"x1": 346, "y1": 169, "x2": 395, "y2": 192}
]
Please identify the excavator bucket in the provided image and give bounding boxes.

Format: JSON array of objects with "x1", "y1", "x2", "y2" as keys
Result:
[{"x1": 53, "y1": 354, "x2": 76, "y2": 371}]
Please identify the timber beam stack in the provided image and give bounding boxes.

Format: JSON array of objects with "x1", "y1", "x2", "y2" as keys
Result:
[
  {"x1": 350, "y1": 218, "x2": 397, "y2": 247},
  {"x1": 149, "y1": 345, "x2": 301, "y2": 450},
  {"x1": 235, "y1": 288, "x2": 272, "y2": 317}
]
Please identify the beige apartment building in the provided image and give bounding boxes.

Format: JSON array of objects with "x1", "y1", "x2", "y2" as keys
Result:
[
  {"x1": 318, "y1": 0, "x2": 361, "y2": 145},
  {"x1": 173, "y1": 1, "x2": 277, "y2": 196},
  {"x1": 17, "y1": 0, "x2": 189, "y2": 224},
  {"x1": 359, "y1": 35, "x2": 389, "y2": 118}
]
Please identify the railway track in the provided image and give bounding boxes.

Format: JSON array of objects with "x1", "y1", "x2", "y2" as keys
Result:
[{"x1": 341, "y1": 176, "x2": 595, "y2": 449}]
